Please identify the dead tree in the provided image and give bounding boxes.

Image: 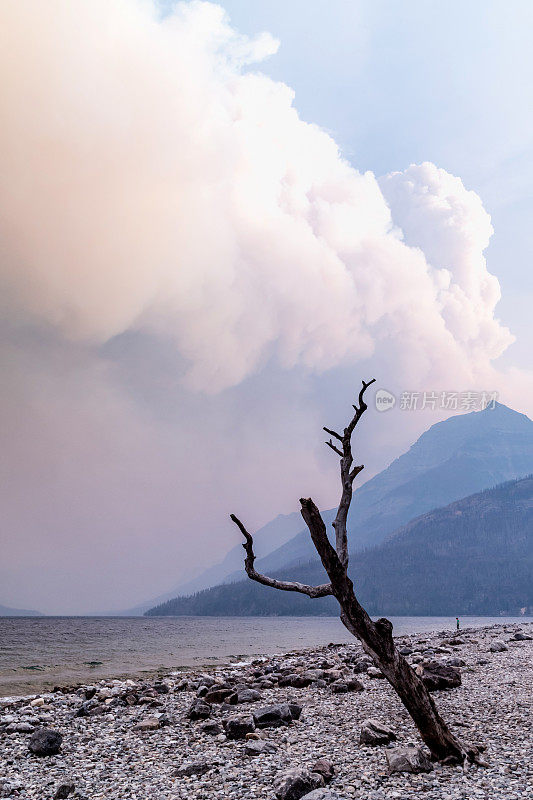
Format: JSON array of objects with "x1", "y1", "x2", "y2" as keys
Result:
[{"x1": 231, "y1": 379, "x2": 483, "y2": 765}]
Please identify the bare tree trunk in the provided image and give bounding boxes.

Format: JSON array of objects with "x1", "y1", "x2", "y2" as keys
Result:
[
  {"x1": 231, "y1": 379, "x2": 483, "y2": 765},
  {"x1": 300, "y1": 497, "x2": 472, "y2": 763}
]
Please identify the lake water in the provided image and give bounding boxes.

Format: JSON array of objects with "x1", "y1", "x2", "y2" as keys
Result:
[{"x1": 0, "y1": 615, "x2": 527, "y2": 697}]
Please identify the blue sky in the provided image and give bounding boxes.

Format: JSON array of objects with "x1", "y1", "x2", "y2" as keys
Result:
[{"x1": 212, "y1": 0, "x2": 532, "y2": 367}]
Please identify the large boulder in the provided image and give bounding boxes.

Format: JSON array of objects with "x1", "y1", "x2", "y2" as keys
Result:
[
  {"x1": 415, "y1": 661, "x2": 461, "y2": 691},
  {"x1": 490, "y1": 640, "x2": 508, "y2": 652},
  {"x1": 512, "y1": 631, "x2": 532, "y2": 641},
  {"x1": 253, "y1": 703, "x2": 294, "y2": 728},
  {"x1": 386, "y1": 746, "x2": 434, "y2": 774},
  {"x1": 28, "y1": 728, "x2": 63, "y2": 757},
  {"x1": 359, "y1": 719, "x2": 396, "y2": 746},
  {"x1": 274, "y1": 768, "x2": 324, "y2": 800},
  {"x1": 224, "y1": 714, "x2": 256, "y2": 740}
]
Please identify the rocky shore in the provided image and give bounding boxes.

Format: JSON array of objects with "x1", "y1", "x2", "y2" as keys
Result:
[{"x1": 1, "y1": 622, "x2": 531, "y2": 800}]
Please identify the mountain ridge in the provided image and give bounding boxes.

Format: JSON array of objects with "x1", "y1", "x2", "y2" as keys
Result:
[{"x1": 147, "y1": 474, "x2": 533, "y2": 617}]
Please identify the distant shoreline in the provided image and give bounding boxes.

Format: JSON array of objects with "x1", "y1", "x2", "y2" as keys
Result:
[{"x1": 1, "y1": 615, "x2": 530, "y2": 699}]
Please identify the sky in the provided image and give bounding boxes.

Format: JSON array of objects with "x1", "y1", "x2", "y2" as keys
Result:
[{"x1": 0, "y1": 0, "x2": 531, "y2": 614}]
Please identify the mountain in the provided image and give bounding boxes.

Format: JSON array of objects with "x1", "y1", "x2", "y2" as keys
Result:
[
  {"x1": 0, "y1": 603, "x2": 43, "y2": 616},
  {"x1": 147, "y1": 475, "x2": 533, "y2": 617},
  {"x1": 245, "y1": 402, "x2": 533, "y2": 579},
  {"x1": 122, "y1": 510, "x2": 306, "y2": 615}
]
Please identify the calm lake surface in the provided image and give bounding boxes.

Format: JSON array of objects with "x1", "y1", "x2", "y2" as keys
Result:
[{"x1": 0, "y1": 615, "x2": 528, "y2": 697}]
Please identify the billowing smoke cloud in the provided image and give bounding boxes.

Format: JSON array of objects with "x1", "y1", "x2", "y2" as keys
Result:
[
  {"x1": 0, "y1": 1, "x2": 528, "y2": 612},
  {"x1": 0, "y1": 0, "x2": 513, "y2": 390}
]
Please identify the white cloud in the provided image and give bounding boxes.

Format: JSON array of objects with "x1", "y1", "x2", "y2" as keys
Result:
[{"x1": 0, "y1": 0, "x2": 514, "y2": 393}]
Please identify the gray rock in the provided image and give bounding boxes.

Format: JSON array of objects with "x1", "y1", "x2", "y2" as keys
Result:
[
  {"x1": 490, "y1": 640, "x2": 508, "y2": 652},
  {"x1": 133, "y1": 716, "x2": 161, "y2": 731},
  {"x1": 244, "y1": 740, "x2": 278, "y2": 756},
  {"x1": 513, "y1": 631, "x2": 532, "y2": 641},
  {"x1": 224, "y1": 714, "x2": 256, "y2": 739},
  {"x1": 6, "y1": 722, "x2": 34, "y2": 733},
  {"x1": 386, "y1": 746, "x2": 434, "y2": 774},
  {"x1": 174, "y1": 760, "x2": 212, "y2": 777},
  {"x1": 310, "y1": 758, "x2": 334, "y2": 783},
  {"x1": 199, "y1": 720, "x2": 223, "y2": 736},
  {"x1": 253, "y1": 703, "x2": 293, "y2": 728},
  {"x1": 54, "y1": 784, "x2": 75, "y2": 799},
  {"x1": 28, "y1": 728, "x2": 62, "y2": 756},
  {"x1": 274, "y1": 768, "x2": 324, "y2": 800},
  {"x1": 300, "y1": 792, "x2": 344, "y2": 800},
  {"x1": 186, "y1": 698, "x2": 211, "y2": 720},
  {"x1": 227, "y1": 688, "x2": 262, "y2": 704},
  {"x1": 359, "y1": 719, "x2": 396, "y2": 746},
  {"x1": 415, "y1": 661, "x2": 461, "y2": 690},
  {"x1": 288, "y1": 702, "x2": 303, "y2": 720},
  {"x1": 204, "y1": 686, "x2": 234, "y2": 704},
  {"x1": 0, "y1": 781, "x2": 17, "y2": 798},
  {"x1": 367, "y1": 667, "x2": 384, "y2": 679}
]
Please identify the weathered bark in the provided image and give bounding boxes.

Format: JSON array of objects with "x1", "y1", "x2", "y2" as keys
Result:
[{"x1": 231, "y1": 379, "x2": 484, "y2": 765}]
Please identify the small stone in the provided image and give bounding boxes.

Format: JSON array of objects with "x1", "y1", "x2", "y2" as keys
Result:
[
  {"x1": 204, "y1": 686, "x2": 234, "y2": 704},
  {"x1": 186, "y1": 698, "x2": 211, "y2": 720},
  {"x1": 54, "y1": 783, "x2": 75, "y2": 799},
  {"x1": 359, "y1": 719, "x2": 396, "y2": 746},
  {"x1": 311, "y1": 758, "x2": 334, "y2": 783},
  {"x1": 199, "y1": 720, "x2": 222, "y2": 736},
  {"x1": 244, "y1": 740, "x2": 278, "y2": 756},
  {"x1": 134, "y1": 716, "x2": 160, "y2": 731},
  {"x1": 174, "y1": 761, "x2": 212, "y2": 777},
  {"x1": 227, "y1": 688, "x2": 262, "y2": 704},
  {"x1": 367, "y1": 667, "x2": 384, "y2": 679}
]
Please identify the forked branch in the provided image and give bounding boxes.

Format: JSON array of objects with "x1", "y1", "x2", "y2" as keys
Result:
[
  {"x1": 324, "y1": 378, "x2": 376, "y2": 567},
  {"x1": 230, "y1": 514, "x2": 333, "y2": 598}
]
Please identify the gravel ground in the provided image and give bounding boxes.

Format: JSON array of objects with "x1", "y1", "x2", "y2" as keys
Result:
[{"x1": 0, "y1": 621, "x2": 531, "y2": 800}]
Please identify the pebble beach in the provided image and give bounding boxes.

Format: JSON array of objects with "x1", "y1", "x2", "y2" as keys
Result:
[{"x1": 1, "y1": 621, "x2": 531, "y2": 800}]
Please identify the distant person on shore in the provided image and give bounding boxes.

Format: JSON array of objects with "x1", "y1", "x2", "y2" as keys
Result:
[{"x1": 456, "y1": 617, "x2": 460, "y2": 630}]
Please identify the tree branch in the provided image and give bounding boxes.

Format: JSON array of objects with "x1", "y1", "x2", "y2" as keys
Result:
[
  {"x1": 323, "y1": 426, "x2": 342, "y2": 442},
  {"x1": 230, "y1": 514, "x2": 333, "y2": 598},
  {"x1": 325, "y1": 378, "x2": 375, "y2": 567},
  {"x1": 326, "y1": 440, "x2": 343, "y2": 457}
]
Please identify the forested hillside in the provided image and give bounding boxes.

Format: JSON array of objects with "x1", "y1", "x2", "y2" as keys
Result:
[{"x1": 147, "y1": 476, "x2": 533, "y2": 617}]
